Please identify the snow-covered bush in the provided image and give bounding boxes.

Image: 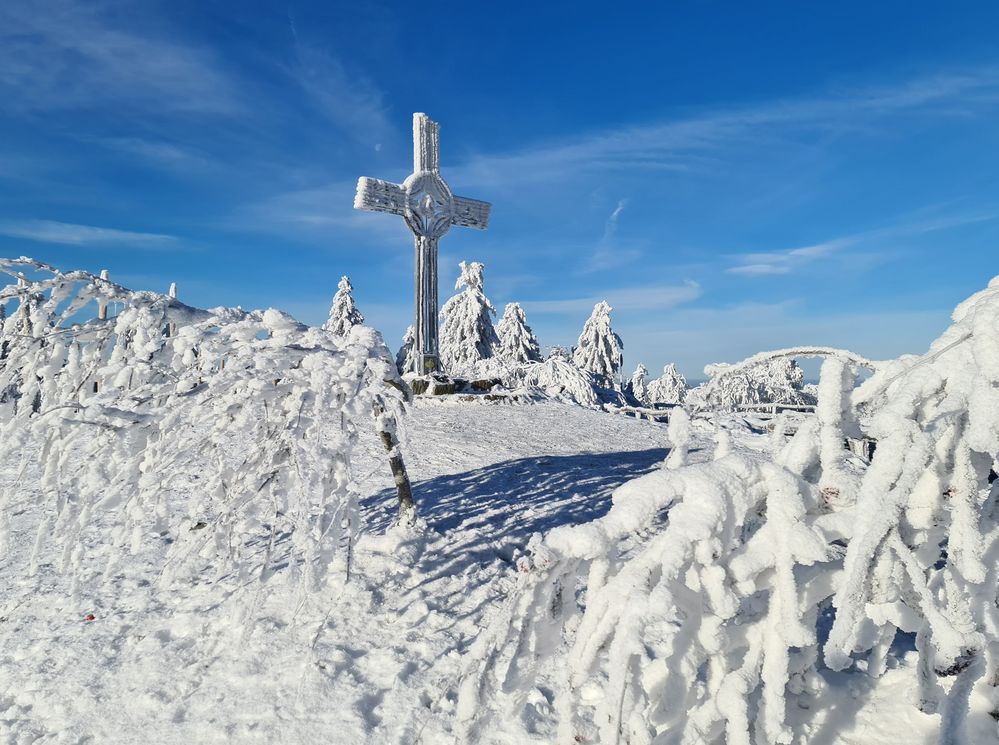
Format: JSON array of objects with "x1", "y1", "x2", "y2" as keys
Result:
[
  {"x1": 0, "y1": 258, "x2": 408, "y2": 610},
  {"x1": 496, "y1": 302, "x2": 542, "y2": 365},
  {"x1": 691, "y1": 356, "x2": 812, "y2": 409},
  {"x1": 323, "y1": 274, "x2": 364, "y2": 336},
  {"x1": 647, "y1": 362, "x2": 688, "y2": 405},
  {"x1": 439, "y1": 261, "x2": 500, "y2": 377},
  {"x1": 573, "y1": 300, "x2": 623, "y2": 387},
  {"x1": 627, "y1": 363, "x2": 650, "y2": 406},
  {"x1": 457, "y1": 277, "x2": 999, "y2": 744},
  {"x1": 519, "y1": 356, "x2": 602, "y2": 408}
]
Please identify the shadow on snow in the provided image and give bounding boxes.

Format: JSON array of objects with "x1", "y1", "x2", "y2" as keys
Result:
[{"x1": 361, "y1": 447, "x2": 667, "y2": 582}]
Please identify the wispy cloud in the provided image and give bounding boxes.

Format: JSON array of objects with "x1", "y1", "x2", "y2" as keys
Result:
[
  {"x1": 726, "y1": 209, "x2": 999, "y2": 276},
  {"x1": 286, "y1": 14, "x2": 393, "y2": 147},
  {"x1": 230, "y1": 181, "x2": 412, "y2": 246},
  {"x1": 524, "y1": 280, "x2": 701, "y2": 315},
  {"x1": 91, "y1": 137, "x2": 218, "y2": 172},
  {"x1": 0, "y1": 0, "x2": 242, "y2": 116},
  {"x1": 581, "y1": 199, "x2": 643, "y2": 273},
  {"x1": 451, "y1": 70, "x2": 999, "y2": 190},
  {"x1": 727, "y1": 239, "x2": 847, "y2": 275},
  {"x1": 0, "y1": 219, "x2": 177, "y2": 247}
]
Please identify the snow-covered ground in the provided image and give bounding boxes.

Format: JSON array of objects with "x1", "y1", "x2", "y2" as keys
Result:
[{"x1": 0, "y1": 400, "x2": 993, "y2": 744}]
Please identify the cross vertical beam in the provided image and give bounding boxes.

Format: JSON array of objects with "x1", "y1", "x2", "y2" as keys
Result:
[
  {"x1": 415, "y1": 236, "x2": 439, "y2": 373},
  {"x1": 353, "y1": 112, "x2": 491, "y2": 376},
  {"x1": 413, "y1": 114, "x2": 440, "y2": 173}
]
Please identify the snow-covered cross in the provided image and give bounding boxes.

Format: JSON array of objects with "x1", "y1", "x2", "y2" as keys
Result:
[{"x1": 353, "y1": 113, "x2": 491, "y2": 374}]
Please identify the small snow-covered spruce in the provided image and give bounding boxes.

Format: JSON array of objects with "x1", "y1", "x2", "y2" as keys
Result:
[
  {"x1": 626, "y1": 363, "x2": 650, "y2": 406},
  {"x1": 572, "y1": 300, "x2": 623, "y2": 387},
  {"x1": 396, "y1": 324, "x2": 417, "y2": 375},
  {"x1": 438, "y1": 261, "x2": 500, "y2": 377},
  {"x1": 647, "y1": 362, "x2": 688, "y2": 405},
  {"x1": 456, "y1": 277, "x2": 999, "y2": 744},
  {"x1": 323, "y1": 275, "x2": 364, "y2": 336},
  {"x1": 495, "y1": 302, "x2": 542, "y2": 365},
  {"x1": 0, "y1": 258, "x2": 410, "y2": 616}
]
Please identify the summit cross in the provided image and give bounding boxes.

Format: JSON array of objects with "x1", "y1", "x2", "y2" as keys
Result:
[{"x1": 353, "y1": 113, "x2": 491, "y2": 374}]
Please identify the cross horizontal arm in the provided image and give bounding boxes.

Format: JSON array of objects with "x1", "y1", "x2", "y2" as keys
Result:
[
  {"x1": 354, "y1": 177, "x2": 407, "y2": 216},
  {"x1": 451, "y1": 196, "x2": 491, "y2": 230}
]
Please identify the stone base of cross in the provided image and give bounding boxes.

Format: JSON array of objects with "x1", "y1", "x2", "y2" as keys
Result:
[{"x1": 353, "y1": 113, "x2": 491, "y2": 374}]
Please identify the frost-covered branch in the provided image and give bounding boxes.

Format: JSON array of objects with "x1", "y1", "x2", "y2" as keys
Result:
[
  {"x1": 456, "y1": 276, "x2": 999, "y2": 744},
  {"x1": 0, "y1": 257, "x2": 409, "y2": 613}
]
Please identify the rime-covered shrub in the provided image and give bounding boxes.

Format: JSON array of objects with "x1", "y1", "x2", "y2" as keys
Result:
[
  {"x1": 0, "y1": 258, "x2": 408, "y2": 611},
  {"x1": 647, "y1": 362, "x2": 688, "y2": 405},
  {"x1": 627, "y1": 363, "x2": 650, "y2": 406},
  {"x1": 457, "y1": 278, "x2": 999, "y2": 745},
  {"x1": 519, "y1": 356, "x2": 602, "y2": 408},
  {"x1": 691, "y1": 356, "x2": 813, "y2": 409}
]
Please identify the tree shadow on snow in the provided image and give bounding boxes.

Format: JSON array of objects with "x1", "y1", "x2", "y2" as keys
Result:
[{"x1": 360, "y1": 448, "x2": 667, "y2": 586}]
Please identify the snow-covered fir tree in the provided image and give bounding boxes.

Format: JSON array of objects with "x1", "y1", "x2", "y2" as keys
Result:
[
  {"x1": 572, "y1": 300, "x2": 623, "y2": 386},
  {"x1": 438, "y1": 261, "x2": 500, "y2": 377},
  {"x1": 323, "y1": 275, "x2": 364, "y2": 336},
  {"x1": 627, "y1": 363, "x2": 650, "y2": 405},
  {"x1": 396, "y1": 324, "x2": 416, "y2": 375},
  {"x1": 647, "y1": 362, "x2": 688, "y2": 405},
  {"x1": 495, "y1": 302, "x2": 542, "y2": 365}
]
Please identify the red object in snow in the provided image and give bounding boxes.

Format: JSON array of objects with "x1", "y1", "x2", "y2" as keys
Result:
[{"x1": 85, "y1": 614, "x2": 95, "y2": 622}]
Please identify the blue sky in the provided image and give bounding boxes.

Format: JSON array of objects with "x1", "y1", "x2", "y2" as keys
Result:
[{"x1": 2, "y1": 1, "x2": 999, "y2": 378}]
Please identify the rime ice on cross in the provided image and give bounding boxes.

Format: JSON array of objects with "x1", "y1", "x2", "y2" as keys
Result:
[{"x1": 353, "y1": 113, "x2": 491, "y2": 374}]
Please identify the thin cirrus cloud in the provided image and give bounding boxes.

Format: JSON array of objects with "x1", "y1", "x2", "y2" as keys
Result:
[
  {"x1": 0, "y1": 1, "x2": 242, "y2": 117},
  {"x1": 726, "y1": 209, "x2": 999, "y2": 276},
  {"x1": 286, "y1": 26, "x2": 394, "y2": 147},
  {"x1": 523, "y1": 280, "x2": 702, "y2": 315},
  {"x1": 0, "y1": 219, "x2": 177, "y2": 247},
  {"x1": 451, "y1": 70, "x2": 999, "y2": 191}
]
